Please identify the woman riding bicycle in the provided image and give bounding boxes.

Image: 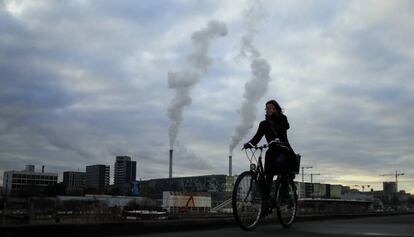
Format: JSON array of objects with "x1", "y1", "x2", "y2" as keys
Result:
[{"x1": 243, "y1": 100, "x2": 295, "y2": 206}]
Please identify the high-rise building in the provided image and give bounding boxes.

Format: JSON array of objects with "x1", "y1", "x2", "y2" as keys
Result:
[
  {"x1": 383, "y1": 182, "x2": 397, "y2": 195},
  {"x1": 2, "y1": 165, "x2": 58, "y2": 196},
  {"x1": 63, "y1": 171, "x2": 86, "y2": 193},
  {"x1": 86, "y1": 165, "x2": 109, "y2": 193},
  {"x1": 114, "y1": 156, "x2": 136, "y2": 185}
]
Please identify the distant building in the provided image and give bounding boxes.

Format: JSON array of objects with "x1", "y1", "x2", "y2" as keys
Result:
[
  {"x1": 296, "y1": 182, "x2": 342, "y2": 199},
  {"x1": 305, "y1": 182, "x2": 314, "y2": 198},
  {"x1": 2, "y1": 165, "x2": 58, "y2": 196},
  {"x1": 114, "y1": 156, "x2": 136, "y2": 185},
  {"x1": 372, "y1": 190, "x2": 384, "y2": 198},
  {"x1": 140, "y1": 175, "x2": 228, "y2": 206},
  {"x1": 397, "y1": 190, "x2": 411, "y2": 203},
  {"x1": 86, "y1": 165, "x2": 109, "y2": 193},
  {"x1": 341, "y1": 190, "x2": 373, "y2": 201},
  {"x1": 63, "y1": 171, "x2": 86, "y2": 194},
  {"x1": 56, "y1": 195, "x2": 153, "y2": 208},
  {"x1": 341, "y1": 185, "x2": 351, "y2": 194},
  {"x1": 162, "y1": 191, "x2": 211, "y2": 214},
  {"x1": 330, "y1": 185, "x2": 342, "y2": 199},
  {"x1": 383, "y1": 182, "x2": 397, "y2": 196}
]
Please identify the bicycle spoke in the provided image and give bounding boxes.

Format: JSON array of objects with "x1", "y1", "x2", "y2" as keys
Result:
[
  {"x1": 276, "y1": 181, "x2": 297, "y2": 228},
  {"x1": 232, "y1": 171, "x2": 263, "y2": 230}
]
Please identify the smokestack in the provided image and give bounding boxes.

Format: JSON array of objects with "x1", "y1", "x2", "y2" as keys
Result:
[
  {"x1": 42, "y1": 165, "x2": 44, "y2": 173},
  {"x1": 229, "y1": 155, "x2": 232, "y2": 176},
  {"x1": 169, "y1": 149, "x2": 173, "y2": 178}
]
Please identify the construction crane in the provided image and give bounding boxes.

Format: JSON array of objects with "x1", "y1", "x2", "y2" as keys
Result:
[
  {"x1": 380, "y1": 171, "x2": 404, "y2": 192},
  {"x1": 309, "y1": 173, "x2": 321, "y2": 184},
  {"x1": 301, "y1": 166, "x2": 313, "y2": 183}
]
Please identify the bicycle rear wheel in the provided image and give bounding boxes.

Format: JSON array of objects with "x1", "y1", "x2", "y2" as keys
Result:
[
  {"x1": 276, "y1": 179, "x2": 297, "y2": 228},
  {"x1": 232, "y1": 171, "x2": 263, "y2": 231}
]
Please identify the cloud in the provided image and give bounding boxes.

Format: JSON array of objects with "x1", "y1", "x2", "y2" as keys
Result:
[{"x1": 0, "y1": 0, "x2": 413, "y2": 193}]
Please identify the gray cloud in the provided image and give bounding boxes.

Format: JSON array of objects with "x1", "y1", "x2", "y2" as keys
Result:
[{"x1": 1, "y1": 0, "x2": 414, "y2": 192}]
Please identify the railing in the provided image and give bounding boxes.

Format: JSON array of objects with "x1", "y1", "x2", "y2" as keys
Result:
[{"x1": 210, "y1": 198, "x2": 232, "y2": 212}]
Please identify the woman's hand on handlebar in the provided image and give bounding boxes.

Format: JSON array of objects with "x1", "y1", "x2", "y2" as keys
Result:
[{"x1": 243, "y1": 142, "x2": 253, "y2": 150}]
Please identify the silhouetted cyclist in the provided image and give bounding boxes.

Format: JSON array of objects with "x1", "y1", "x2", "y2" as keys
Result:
[{"x1": 243, "y1": 100, "x2": 295, "y2": 213}]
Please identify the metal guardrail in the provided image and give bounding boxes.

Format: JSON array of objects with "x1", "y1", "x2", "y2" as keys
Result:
[{"x1": 210, "y1": 198, "x2": 232, "y2": 212}]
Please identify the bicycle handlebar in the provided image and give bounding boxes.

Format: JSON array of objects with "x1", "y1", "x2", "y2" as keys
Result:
[
  {"x1": 242, "y1": 138, "x2": 290, "y2": 151},
  {"x1": 241, "y1": 138, "x2": 291, "y2": 165}
]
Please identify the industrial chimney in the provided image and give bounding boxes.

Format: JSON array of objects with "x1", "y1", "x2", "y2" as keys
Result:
[
  {"x1": 229, "y1": 155, "x2": 232, "y2": 176},
  {"x1": 169, "y1": 149, "x2": 173, "y2": 178},
  {"x1": 42, "y1": 165, "x2": 45, "y2": 173}
]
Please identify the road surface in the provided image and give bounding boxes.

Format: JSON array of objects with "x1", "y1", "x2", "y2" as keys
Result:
[{"x1": 121, "y1": 214, "x2": 414, "y2": 237}]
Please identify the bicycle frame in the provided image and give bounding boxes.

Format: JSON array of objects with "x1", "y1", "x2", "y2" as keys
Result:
[
  {"x1": 233, "y1": 139, "x2": 298, "y2": 230},
  {"x1": 244, "y1": 146, "x2": 269, "y2": 198},
  {"x1": 243, "y1": 140, "x2": 294, "y2": 200}
]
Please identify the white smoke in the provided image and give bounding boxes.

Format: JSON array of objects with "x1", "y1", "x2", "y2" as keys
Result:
[
  {"x1": 229, "y1": 3, "x2": 271, "y2": 154},
  {"x1": 167, "y1": 20, "x2": 228, "y2": 149}
]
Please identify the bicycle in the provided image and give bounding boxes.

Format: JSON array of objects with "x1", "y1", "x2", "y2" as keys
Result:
[{"x1": 232, "y1": 139, "x2": 299, "y2": 230}]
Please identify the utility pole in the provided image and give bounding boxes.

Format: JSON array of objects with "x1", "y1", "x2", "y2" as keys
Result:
[
  {"x1": 380, "y1": 171, "x2": 404, "y2": 192},
  {"x1": 301, "y1": 166, "x2": 313, "y2": 183}
]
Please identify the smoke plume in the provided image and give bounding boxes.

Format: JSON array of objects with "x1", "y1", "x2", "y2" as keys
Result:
[
  {"x1": 229, "y1": 3, "x2": 271, "y2": 154},
  {"x1": 167, "y1": 20, "x2": 227, "y2": 149}
]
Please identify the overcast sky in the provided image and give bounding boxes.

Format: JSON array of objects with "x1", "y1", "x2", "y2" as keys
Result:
[{"x1": 1, "y1": 0, "x2": 413, "y2": 193}]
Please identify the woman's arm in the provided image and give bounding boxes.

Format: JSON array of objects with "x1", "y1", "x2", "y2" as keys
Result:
[{"x1": 248, "y1": 121, "x2": 266, "y2": 146}]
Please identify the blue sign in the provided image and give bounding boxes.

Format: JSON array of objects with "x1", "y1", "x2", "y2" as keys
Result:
[{"x1": 131, "y1": 181, "x2": 140, "y2": 196}]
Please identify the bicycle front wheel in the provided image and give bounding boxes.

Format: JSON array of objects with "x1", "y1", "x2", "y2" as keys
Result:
[
  {"x1": 276, "y1": 179, "x2": 298, "y2": 228},
  {"x1": 232, "y1": 171, "x2": 263, "y2": 231}
]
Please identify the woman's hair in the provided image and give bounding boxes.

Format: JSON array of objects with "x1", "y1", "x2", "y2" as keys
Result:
[{"x1": 266, "y1": 100, "x2": 283, "y2": 114}]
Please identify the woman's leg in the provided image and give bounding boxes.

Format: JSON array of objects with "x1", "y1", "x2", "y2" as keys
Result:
[{"x1": 264, "y1": 149, "x2": 276, "y2": 196}]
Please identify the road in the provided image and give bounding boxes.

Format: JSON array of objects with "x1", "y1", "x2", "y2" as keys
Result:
[{"x1": 120, "y1": 214, "x2": 414, "y2": 237}]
